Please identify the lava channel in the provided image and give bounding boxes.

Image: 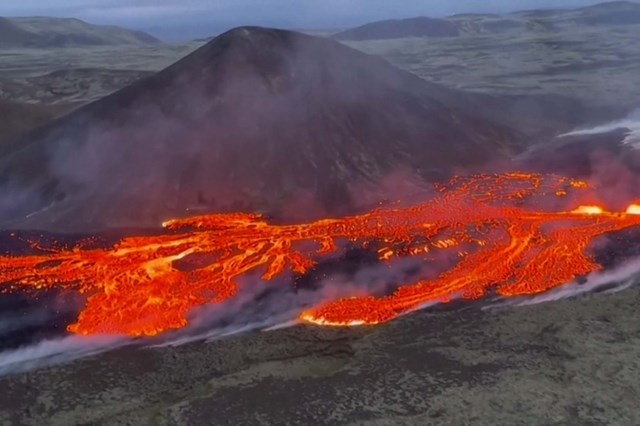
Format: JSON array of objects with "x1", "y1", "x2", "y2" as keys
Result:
[{"x1": 1, "y1": 172, "x2": 640, "y2": 337}]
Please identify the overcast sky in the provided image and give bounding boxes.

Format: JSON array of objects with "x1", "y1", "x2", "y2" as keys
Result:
[{"x1": 1, "y1": 0, "x2": 613, "y2": 41}]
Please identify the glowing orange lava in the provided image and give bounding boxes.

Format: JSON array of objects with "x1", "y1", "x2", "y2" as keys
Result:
[{"x1": 1, "y1": 172, "x2": 639, "y2": 337}]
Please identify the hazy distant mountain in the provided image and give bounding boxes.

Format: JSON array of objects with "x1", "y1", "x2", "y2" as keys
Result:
[
  {"x1": 533, "y1": 0, "x2": 640, "y2": 27},
  {"x1": 333, "y1": 1, "x2": 640, "y2": 41},
  {"x1": 0, "y1": 16, "x2": 162, "y2": 48},
  {"x1": 333, "y1": 17, "x2": 459, "y2": 41},
  {"x1": 0, "y1": 27, "x2": 526, "y2": 232}
]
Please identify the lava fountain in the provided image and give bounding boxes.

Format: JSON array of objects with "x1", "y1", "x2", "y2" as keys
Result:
[{"x1": 1, "y1": 172, "x2": 640, "y2": 337}]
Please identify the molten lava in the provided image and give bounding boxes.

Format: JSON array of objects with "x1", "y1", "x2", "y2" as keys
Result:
[{"x1": 1, "y1": 172, "x2": 640, "y2": 337}]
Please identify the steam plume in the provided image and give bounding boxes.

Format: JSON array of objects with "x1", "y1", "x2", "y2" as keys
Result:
[
  {"x1": 0, "y1": 335, "x2": 125, "y2": 376},
  {"x1": 560, "y1": 107, "x2": 640, "y2": 148},
  {"x1": 0, "y1": 254, "x2": 424, "y2": 374},
  {"x1": 485, "y1": 255, "x2": 640, "y2": 309}
]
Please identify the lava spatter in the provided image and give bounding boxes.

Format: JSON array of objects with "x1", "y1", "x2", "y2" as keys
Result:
[{"x1": 1, "y1": 172, "x2": 639, "y2": 337}]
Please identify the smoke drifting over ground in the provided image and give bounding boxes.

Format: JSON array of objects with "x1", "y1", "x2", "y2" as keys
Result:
[
  {"x1": 0, "y1": 252, "x2": 438, "y2": 375},
  {"x1": 3, "y1": 243, "x2": 640, "y2": 376},
  {"x1": 560, "y1": 108, "x2": 640, "y2": 148},
  {"x1": 486, "y1": 256, "x2": 640, "y2": 310},
  {"x1": 0, "y1": 335, "x2": 125, "y2": 376}
]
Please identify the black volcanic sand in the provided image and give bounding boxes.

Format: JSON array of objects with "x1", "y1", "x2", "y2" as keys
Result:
[{"x1": 0, "y1": 284, "x2": 639, "y2": 425}]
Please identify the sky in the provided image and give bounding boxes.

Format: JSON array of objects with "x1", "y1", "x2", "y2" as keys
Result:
[{"x1": 0, "y1": 0, "x2": 616, "y2": 41}]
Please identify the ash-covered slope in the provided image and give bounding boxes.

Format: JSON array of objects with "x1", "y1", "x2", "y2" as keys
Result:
[
  {"x1": 0, "y1": 99, "x2": 70, "y2": 150},
  {"x1": 0, "y1": 27, "x2": 524, "y2": 232}
]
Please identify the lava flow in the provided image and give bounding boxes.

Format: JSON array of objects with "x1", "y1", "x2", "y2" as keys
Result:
[{"x1": 1, "y1": 172, "x2": 640, "y2": 337}]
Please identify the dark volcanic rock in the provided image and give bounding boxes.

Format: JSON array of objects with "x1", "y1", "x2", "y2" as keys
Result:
[{"x1": 0, "y1": 26, "x2": 525, "y2": 232}]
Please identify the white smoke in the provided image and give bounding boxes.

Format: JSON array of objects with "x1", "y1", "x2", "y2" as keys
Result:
[
  {"x1": 0, "y1": 254, "x2": 423, "y2": 373},
  {"x1": 3, "y1": 254, "x2": 640, "y2": 376},
  {"x1": 152, "y1": 255, "x2": 425, "y2": 347},
  {"x1": 559, "y1": 107, "x2": 640, "y2": 148},
  {"x1": 485, "y1": 256, "x2": 640, "y2": 310},
  {"x1": 2, "y1": 240, "x2": 639, "y2": 376},
  {"x1": 0, "y1": 335, "x2": 126, "y2": 376}
]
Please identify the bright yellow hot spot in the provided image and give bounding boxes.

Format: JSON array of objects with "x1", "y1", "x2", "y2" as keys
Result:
[{"x1": 572, "y1": 205, "x2": 605, "y2": 215}]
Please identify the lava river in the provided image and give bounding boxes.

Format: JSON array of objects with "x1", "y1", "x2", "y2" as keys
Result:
[{"x1": 1, "y1": 172, "x2": 640, "y2": 337}]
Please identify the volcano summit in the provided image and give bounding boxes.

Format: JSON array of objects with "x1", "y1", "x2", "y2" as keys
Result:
[{"x1": 0, "y1": 27, "x2": 527, "y2": 232}]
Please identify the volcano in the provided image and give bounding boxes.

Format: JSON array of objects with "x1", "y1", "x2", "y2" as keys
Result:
[{"x1": 0, "y1": 26, "x2": 527, "y2": 232}]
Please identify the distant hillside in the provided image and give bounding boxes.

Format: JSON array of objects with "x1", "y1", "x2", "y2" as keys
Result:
[
  {"x1": 333, "y1": 1, "x2": 640, "y2": 41},
  {"x1": 333, "y1": 17, "x2": 459, "y2": 41},
  {"x1": 0, "y1": 16, "x2": 162, "y2": 48},
  {"x1": 0, "y1": 17, "x2": 36, "y2": 45},
  {"x1": 542, "y1": 0, "x2": 640, "y2": 27}
]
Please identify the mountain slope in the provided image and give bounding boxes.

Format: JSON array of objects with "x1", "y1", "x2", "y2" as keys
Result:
[
  {"x1": 0, "y1": 99, "x2": 71, "y2": 151},
  {"x1": 0, "y1": 17, "x2": 40, "y2": 46},
  {"x1": 0, "y1": 27, "x2": 525, "y2": 232},
  {"x1": 333, "y1": 17, "x2": 459, "y2": 41},
  {"x1": 333, "y1": 1, "x2": 640, "y2": 41},
  {"x1": 550, "y1": 1, "x2": 640, "y2": 27},
  {"x1": 0, "y1": 17, "x2": 161, "y2": 48}
]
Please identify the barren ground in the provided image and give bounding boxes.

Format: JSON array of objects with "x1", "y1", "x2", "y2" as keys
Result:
[
  {"x1": 2, "y1": 25, "x2": 640, "y2": 109},
  {"x1": 345, "y1": 25, "x2": 640, "y2": 110},
  {"x1": 0, "y1": 43, "x2": 199, "y2": 105},
  {"x1": 1, "y1": 285, "x2": 639, "y2": 425}
]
